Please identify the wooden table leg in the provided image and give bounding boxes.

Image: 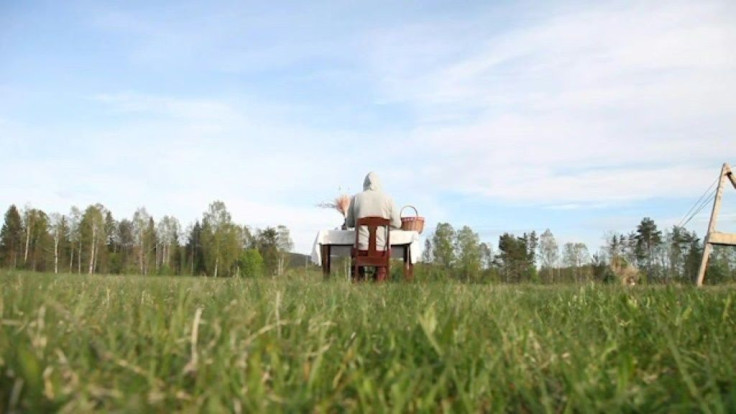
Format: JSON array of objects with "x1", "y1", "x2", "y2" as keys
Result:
[
  {"x1": 321, "y1": 244, "x2": 331, "y2": 279},
  {"x1": 403, "y1": 246, "x2": 414, "y2": 281}
]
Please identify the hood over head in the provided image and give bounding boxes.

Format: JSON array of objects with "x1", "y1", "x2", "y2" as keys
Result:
[{"x1": 363, "y1": 172, "x2": 382, "y2": 191}]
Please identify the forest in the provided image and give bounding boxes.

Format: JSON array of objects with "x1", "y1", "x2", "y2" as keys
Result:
[
  {"x1": 420, "y1": 219, "x2": 726, "y2": 284},
  {"x1": 0, "y1": 201, "x2": 292, "y2": 278},
  {"x1": 2, "y1": 201, "x2": 735, "y2": 284}
]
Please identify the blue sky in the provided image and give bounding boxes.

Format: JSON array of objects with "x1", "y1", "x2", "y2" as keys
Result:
[{"x1": 2, "y1": 0, "x2": 735, "y2": 255}]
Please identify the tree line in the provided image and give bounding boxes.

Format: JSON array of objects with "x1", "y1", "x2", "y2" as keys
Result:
[
  {"x1": 3, "y1": 200, "x2": 735, "y2": 284},
  {"x1": 0, "y1": 201, "x2": 293, "y2": 277},
  {"x1": 419, "y1": 217, "x2": 736, "y2": 284}
]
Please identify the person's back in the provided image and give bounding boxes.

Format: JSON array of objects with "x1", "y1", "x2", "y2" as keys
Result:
[{"x1": 346, "y1": 172, "x2": 401, "y2": 251}]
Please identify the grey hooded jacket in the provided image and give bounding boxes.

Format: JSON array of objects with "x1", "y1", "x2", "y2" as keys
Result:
[{"x1": 346, "y1": 172, "x2": 401, "y2": 250}]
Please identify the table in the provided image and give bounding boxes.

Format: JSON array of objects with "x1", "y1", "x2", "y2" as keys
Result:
[{"x1": 310, "y1": 229, "x2": 421, "y2": 280}]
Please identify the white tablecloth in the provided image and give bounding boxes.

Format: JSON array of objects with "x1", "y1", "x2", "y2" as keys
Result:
[{"x1": 310, "y1": 229, "x2": 422, "y2": 265}]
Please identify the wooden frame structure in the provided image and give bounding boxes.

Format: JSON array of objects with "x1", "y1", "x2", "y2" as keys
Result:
[{"x1": 696, "y1": 163, "x2": 736, "y2": 286}]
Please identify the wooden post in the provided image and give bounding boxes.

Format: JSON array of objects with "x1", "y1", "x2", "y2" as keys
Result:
[
  {"x1": 403, "y1": 246, "x2": 414, "y2": 281},
  {"x1": 696, "y1": 163, "x2": 736, "y2": 286},
  {"x1": 321, "y1": 244, "x2": 331, "y2": 279}
]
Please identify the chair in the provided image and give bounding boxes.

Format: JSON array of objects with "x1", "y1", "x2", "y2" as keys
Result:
[{"x1": 352, "y1": 217, "x2": 391, "y2": 282}]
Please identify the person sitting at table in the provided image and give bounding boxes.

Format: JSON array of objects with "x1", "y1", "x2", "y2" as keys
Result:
[{"x1": 346, "y1": 171, "x2": 401, "y2": 281}]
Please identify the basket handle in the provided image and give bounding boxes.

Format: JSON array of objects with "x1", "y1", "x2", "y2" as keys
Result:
[{"x1": 400, "y1": 205, "x2": 419, "y2": 218}]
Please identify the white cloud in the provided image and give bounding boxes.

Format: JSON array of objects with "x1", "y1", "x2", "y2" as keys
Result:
[
  {"x1": 0, "y1": 92, "x2": 422, "y2": 253},
  {"x1": 93, "y1": 93, "x2": 238, "y2": 122},
  {"x1": 363, "y1": 0, "x2": 736, "y2": 205}
]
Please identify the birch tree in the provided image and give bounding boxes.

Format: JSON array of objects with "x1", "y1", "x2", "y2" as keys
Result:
[
  {"x1": 563, "y1": 242, "x2": 590, "y2": 282},
  {"x1": 432, "y1": 223, "x2": 456, "y2": 271},
  {"x1": 455, "y1": 226, "x2": 482, "y2": 282},
  {"x1": 276, "y1": 225, "x2": 293, "y2": 276},
  {"x1": 49, "y1": 213, "x2": 68, "y2": 274},
  {"x1": 132, "y1": 207, "x2": 152, "y2": 275},
  {"x1": 80, "y1": 204, "x2": 106, "y2": 274},
  {"x1": 145, "y1": 217, "x2": 157, "y2": 273},
  {"x1": 479, "y1": 242, "x2": 493, "y2": 271},
  {"x1": 202, "y1": 201, "x2": 239, "y2": 277},
  {"x1": 157, "y1": 215, "x2": 181, "y2": 272},
  {"x1": 538, "y1": 229, "x2": 559, "y2": 283},
  {"x1": 68, "y1": 206, "x2": 82, "y2": 273},
  {"x1": 18, "y1": 206, "x2": 49, "y2": 271},
  {"x1": 22, "y1": 206, "x2": 31, "y2": 265},
  {"x1": 422, "y1": 238, "x2": 433, "y2": 263},
  {"x1": 22, "y1": 205, "x2": 38, "y2": 265}
]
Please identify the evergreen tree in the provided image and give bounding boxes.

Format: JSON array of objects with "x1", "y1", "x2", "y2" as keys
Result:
[
  {"x1": 256, "y1": 227, "x2": 280, "y2": 276},
  {"x1": 27, "y1": 209, "x2": 50, "y2": 272},
  {"x1": 0, "y1": 205, "x2": 24, "y2": 269},
  {"x1": 684, "y1": 234, "x2": 703, "y2": 282},
  {"x1": 186, "y1": 221, "x2": 206, "y2": 275},
  {"x1": 635, "y1": 217, "x2": 663, "y2": 280},
  {"x1": 523, "y1": 231, "x2": 538, "y2": 268},
  {"x1": 497, "y1": 233, "x2": 534, "y2": 282},
  {"x1": 605, "y1": 233, "x2": 626, "y2": 266}
]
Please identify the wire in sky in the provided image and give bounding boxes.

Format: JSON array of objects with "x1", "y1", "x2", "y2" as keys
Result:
[
  {"x1": 677, "y1": 176, "x2": 719, "y2": 228},
  {"x1": 679, "y1": 185, "x2": 718, "y2": 229}
]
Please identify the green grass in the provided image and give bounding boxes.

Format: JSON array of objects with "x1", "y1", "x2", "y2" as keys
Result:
[{"x1": 1, "y1": 271, "x2": 735, "y2": 413}]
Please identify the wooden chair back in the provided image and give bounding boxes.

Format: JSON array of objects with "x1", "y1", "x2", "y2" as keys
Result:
[{"x1": 352, "y1": 217, "x2": 391, "y2": 278}]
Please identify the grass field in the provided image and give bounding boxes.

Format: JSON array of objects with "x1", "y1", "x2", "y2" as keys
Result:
[{"x1": 1, "y1": 271, "x2": 735, "y2": 413}]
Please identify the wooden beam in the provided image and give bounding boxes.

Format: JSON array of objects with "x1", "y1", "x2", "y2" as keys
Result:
[
  {"x1": 707, "y1": 232, "x2": 736, "y2": 246},
  {"x1": 722, "y1": 163, "x2": 736, "y2": 189},
  {"x1": 728, "y1": 173, "x2": 736, "y2": 190},
  {"x1": 697, "y1": 163, "x2": 729, "y2": 286}
]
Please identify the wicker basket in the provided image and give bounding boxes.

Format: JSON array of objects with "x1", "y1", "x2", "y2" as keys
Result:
[{"x1": 400, "y1": 205, "x2": 425, "y2": 234}]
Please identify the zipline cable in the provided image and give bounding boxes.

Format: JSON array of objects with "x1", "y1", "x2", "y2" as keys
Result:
[
  {"x1": 679, "y1": 186, "x2": 718, "y2": 229},
  {"x1": 677, "y1": 176, "x2": 719, "y2": 228},
  {"x1": 678, "y1": 175, "x2": 718, "y2": 227},
  {"x1": 679, "y1": 187, "x2": 717, "y2": 228}
]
